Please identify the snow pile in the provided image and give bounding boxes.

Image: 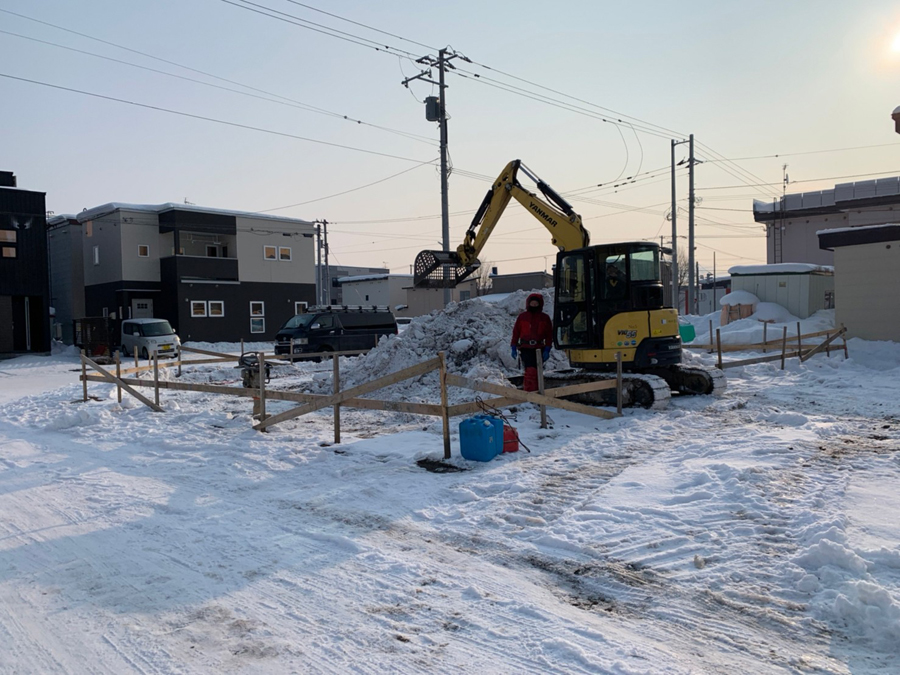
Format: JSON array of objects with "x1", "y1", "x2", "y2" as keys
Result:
[
  {"x1": 314, "y1": 290, "x2": 565, "y2": 403},
  {"x1": 751, "y1": 302, "x2": 798, "y2": 324},
  {"x1": 719, "y1": 290, "x2": 759, "y2": 307},
  {"x1": 683, "y1": 309, "x2": 837, "y2": 347},
  {"x1": 793, "y1": 525, "x2": 900, "y2": 650}
]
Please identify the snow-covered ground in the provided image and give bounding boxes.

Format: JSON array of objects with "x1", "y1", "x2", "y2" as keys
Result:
[{"x1": 1, "y1": 299, "x2": 899, "y2": 673}]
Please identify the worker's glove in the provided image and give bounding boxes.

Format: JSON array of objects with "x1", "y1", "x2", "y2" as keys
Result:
[
  {"x1": 541, "y1": 346, "x2": 551, "y2": 362},
  {"x1": 510, "y1": 346, "x2": 518, "y2": 359}
]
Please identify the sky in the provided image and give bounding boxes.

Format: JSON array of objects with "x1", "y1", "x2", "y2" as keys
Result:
[{"x1": 2, "y1": 0, "x2": 900, "y2": 277}]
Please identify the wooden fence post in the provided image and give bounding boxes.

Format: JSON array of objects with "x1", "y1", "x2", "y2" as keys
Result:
[
  {"x1": 780, "y1": 326, "x2": 788, "y2": 370},
  {"x1": 537, "y1": 349, "x2": 547, "y2": 429},
  {"x1": 153, "y1": 350, "x2": 160, "y2": 406},
  {"x1": 716, "y1": 329, "x2": 723, "y2": 370},
  {"x1": 81, "y1": 350, "x2": 88, "y2": 402},
  {"x1": 134, "y1": 349, "x2": 138, "y2": 369},
  {"x1": 708, "y1": 319, "x2": 714, "y2": 353},
  {"x1": 439, "y1": 351, "x2": 451, "y2": 460},
  {"x1": 333, "y1": 354, "x2": 341, "y2": 444},
  {"x1": 615, "y1": 351, "x2": 623, "y2": 416},
  {"x1": 797, "y1": 322, "x2": 803, "y2": 356},
  {"x1": 177, "y1": 343, "x2": 182, "y2": 377},
  {"x1": 115, "y1": 350, "x2": 122, "y2": 403},
  {"x1": 258, "y1": 351, "x2": 267, "y2": 423},
  {"x1": 241, "y1": 339, "x2": 245, "y2": 355},
  {"x1": 763, "y1": 322, "x2": 768, "y2": 354},
  {"x1": 841, "y1": 324, "x2": 849, "y2": 359}
]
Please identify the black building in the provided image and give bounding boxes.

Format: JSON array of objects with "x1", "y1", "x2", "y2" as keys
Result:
[{"x1": 0, "y1": 171, "x2": 51, "y2": 354}]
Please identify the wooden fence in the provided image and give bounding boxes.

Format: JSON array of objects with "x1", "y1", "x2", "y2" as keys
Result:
[
  {"x1": 80, "y1": 346, "x2": 623, "y2": 460},
  {"x1": 684, "y1": 324, "x2": 849, "y2": 370}
]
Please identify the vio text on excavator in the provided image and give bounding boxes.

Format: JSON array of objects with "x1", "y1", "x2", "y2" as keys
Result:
[{"x1": 413, "y1": 159, "x2": 725, "y2": 409}]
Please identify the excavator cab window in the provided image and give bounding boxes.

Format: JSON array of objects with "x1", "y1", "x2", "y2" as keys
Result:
[{"x1": 554, "y1": 251, "x2": 593, "y2": 349}]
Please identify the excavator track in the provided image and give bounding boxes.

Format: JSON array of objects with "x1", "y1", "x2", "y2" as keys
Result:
[
  {"x1": 508, "y1": 364, "x2": 725, "y2": 411},
  {"x1": 510, "y1": 370, "x2": 672, "y2": 410},
  {"x1": 643, "y1": 364, "x2": 727, "y2": 398}
]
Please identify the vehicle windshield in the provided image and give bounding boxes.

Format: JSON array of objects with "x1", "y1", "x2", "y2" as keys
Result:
[
  {"x1": 282, "y1": 314, "x2": 316, "y2": 330},
  {"x1": 140, "y1": 321, "x2": 175, "y2": 337}
]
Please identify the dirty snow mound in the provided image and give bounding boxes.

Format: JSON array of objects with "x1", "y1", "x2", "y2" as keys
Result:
[{"x1": 316, "y1": 290, "x2": 565, "y2": 402}]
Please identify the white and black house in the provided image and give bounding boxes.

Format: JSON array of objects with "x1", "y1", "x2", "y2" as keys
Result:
[
  {"x1": 0, "y1": 171, "x2": 51, "y2": 354},
  {"x1": 63, "y1": 203, "x2": 316, "y2": 342}
]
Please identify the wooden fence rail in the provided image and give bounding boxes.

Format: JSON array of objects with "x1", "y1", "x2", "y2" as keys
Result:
[
  {"x1": 80, "y1": 347, "x2": 625, "y2": 460},
  {"x1": 713, "y1": 325, "x2": 848, "y2": 370}
]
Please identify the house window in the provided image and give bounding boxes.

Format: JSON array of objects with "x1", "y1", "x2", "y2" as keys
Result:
[
  {"x1": 294, "y1": 301, "x2": 307, "y2": 315},
  {"x1": 0, "y1": 230, "x2": 15, "y2": 243},
  {"x1": 1, "y1": 247, "x2": 15, "y2": 258},
  {"x1": 460, "y1": 290, "x2": 471, "y2": 301},
  {"x1": 279, "y1": 246, "x2": 292, "y2": 261},
  {"x1": 138, "y1": 244, "x2": 150, "y2": 257},
  {"x1": 208, "y1": 301, "x2": 225, "y2": 317},
  {"x1": 92, "y1": 245, "x2": 100, "y2": 265},
  {"x1": 250, "y1": 301, "x2": 265, "y2": 316},
  {"x1": 250, "y1": 318, "x2": 265, "y2": 334},
  {"x1": 263, "y1": 245, "x2": 277, "y2": 260},
  {"x1": 136, "y1": 302, "x2": 149, "y2": 311},
  {"x1": 191, "y1": 301, "x2": 207, "y2": 317},
  {"x1": 206, "y1": 245, "x2": 218, "y2": 258}
]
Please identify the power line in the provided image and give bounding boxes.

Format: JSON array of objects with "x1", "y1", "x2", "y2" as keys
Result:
[
  {"x1": 701, "y1": 142, "x2": 900, "y2": 162},
  {"x1": 253, "y1": 159, "x2": 438, "y2": 213},
  {"x1": 0, "y1": 72, "x2": 433, "y2": 163},
  {"x1": 0, "y1": 27, "x2": 436, "y2": 146},
  {"x1": 695, "y1": 168, "x2": 900, "y2": 190},
  {"x1": 281, "y1": 0, "x2": 437, "y2": 51},
  {"x1": 220, "y1": 0, "x2": 418, "y2": 58}
]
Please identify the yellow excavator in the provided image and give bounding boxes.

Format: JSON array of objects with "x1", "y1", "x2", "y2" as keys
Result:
[{"x1": 413, "y1": 159, "x2": 725, "y2": 408}]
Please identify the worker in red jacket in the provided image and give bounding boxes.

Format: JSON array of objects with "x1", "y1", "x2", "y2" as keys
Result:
[{"x1": 511, "y1": 293, "x2": 553, "y2": 392}]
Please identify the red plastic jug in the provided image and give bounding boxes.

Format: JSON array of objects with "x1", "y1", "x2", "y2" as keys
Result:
[{"x1": 503, "y1": 425, "x2": 519, "y2": 453}]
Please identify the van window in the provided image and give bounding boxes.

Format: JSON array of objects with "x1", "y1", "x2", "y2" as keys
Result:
[
  {"x1": 340, "y1": 313, "x2": 395, "y2": 330},
  {"x1": 140, "y1": 321, "x2": 175, "y2": 337},
  {"x1": 314, "y1": 315, "x2": 335, "y2": 330},
  {"x1": 282, "y1": 314, "x2": 315, "y2": 330}
]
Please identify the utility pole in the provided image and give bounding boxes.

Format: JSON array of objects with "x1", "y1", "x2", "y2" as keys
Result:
[
  {"x1": 322, "y1": 220, "x2": 330, "y2": 306},
  {"x1": 687, "y1": 134, "x2": 696, "y2": 316},
  {"x1": 671, "y1": 136, "x2": 692, "y2": 312},
  {"x1": 402, "y1": 48, "x2": 469, "y2": 306},
  {"x1": 315, "y1": 223, "x2": 322, "y2": 305}
]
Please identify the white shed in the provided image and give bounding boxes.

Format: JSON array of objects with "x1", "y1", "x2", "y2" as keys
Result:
[
  {"x1": 818, "y1": 224, "x2": 900, "y2": 341},
  {"x1": 728, "y1": 263, "x2": 834, "y2": 319}
]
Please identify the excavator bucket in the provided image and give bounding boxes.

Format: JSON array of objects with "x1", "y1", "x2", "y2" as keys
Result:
[{"x1": 413, "y1": 250, "x2": 480, "y2": 289}]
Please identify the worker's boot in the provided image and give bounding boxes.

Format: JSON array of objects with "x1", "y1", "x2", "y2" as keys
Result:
[{"x1": 523, "y1": 367, "x2": 538, "y2": 392}]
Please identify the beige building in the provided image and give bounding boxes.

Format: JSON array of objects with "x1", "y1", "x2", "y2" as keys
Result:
[
  {"x1": 753, "y1": 176, "x2": 900, "y2": 265},
  {"x1": 338, "y1": 274, "x2": 477, "y2": 318},
  {"x1": 728, "y1": 263, "x2": 834, "y2": 320},
  {"x1": 818, "y1": 224, "x2": 900, "y2": 341}
]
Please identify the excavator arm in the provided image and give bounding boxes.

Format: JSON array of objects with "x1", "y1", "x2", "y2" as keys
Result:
[{"x1": 413, "y1": 160, "x2": 591, "y2": 288}]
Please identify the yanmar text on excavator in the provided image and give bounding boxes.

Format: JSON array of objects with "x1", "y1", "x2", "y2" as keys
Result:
[{"x1": 413, "y1": 159, "x2": 725, "y2": 409}]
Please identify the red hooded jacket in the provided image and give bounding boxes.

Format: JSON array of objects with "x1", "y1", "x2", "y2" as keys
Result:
[{"x1": 511, "y1": 293, "x2": 553, "y2": 349}]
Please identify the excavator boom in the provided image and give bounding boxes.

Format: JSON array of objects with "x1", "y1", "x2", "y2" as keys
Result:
[{"x1": 413, "y1": 160, "x2": 590, "y2": 288}]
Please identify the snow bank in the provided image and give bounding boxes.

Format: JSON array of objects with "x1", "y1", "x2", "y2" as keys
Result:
[
  {"x1": 316, "y1": 290, "x2": 564, "y2": 403},
  {"x1": 719, "y1": 290, "x2": 759, "y2": 307}
]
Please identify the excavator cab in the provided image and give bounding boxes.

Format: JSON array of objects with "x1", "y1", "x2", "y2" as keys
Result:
[{"x1": 554, "y1": 242, "x2": 681, "y2": 371}]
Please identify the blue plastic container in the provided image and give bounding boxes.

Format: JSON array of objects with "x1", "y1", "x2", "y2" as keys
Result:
[{"x1": 459, "y1": 415, "x2": 504, "y2": 462}]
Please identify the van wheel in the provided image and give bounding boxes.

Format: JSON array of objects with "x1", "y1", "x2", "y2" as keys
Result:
[{"x1": 141, "y1": 347, "x2": 150, "y2": 360}]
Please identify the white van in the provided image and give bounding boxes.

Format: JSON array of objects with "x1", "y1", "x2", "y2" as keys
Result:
[{"x1": 121, "y1": 318, "x2": 180, "y2": 359}]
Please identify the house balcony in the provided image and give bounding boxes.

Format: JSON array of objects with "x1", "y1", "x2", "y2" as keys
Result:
[{"x1": 160, "y1": 255, "x2": 239, "y2": 283}]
